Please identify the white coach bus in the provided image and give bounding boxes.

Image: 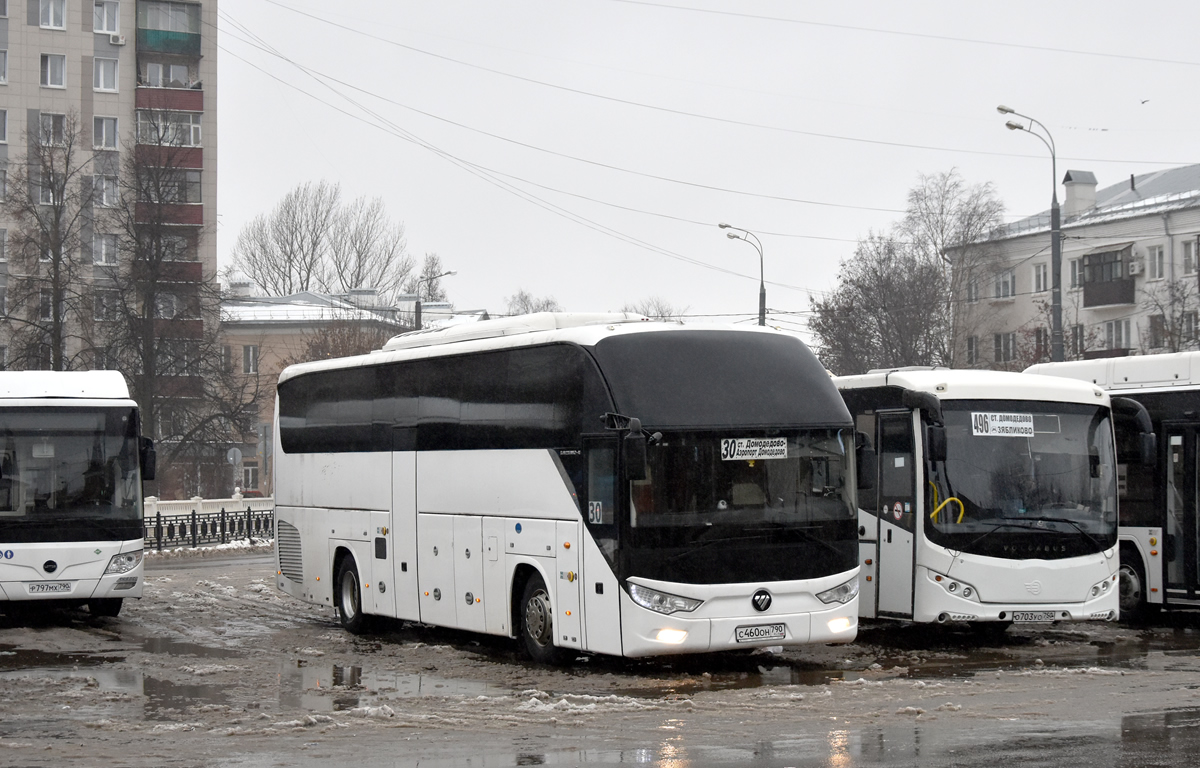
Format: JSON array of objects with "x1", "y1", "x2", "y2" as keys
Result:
[
  {"x1": 272, "y1": 313, "x2": 860, "y2": 661},
  {"x1": 835, "y1": 368, "x2": 1121, "y2": 629},
  {"x1": 0, "y1": 371, "x2": 154, "y2": 617}
]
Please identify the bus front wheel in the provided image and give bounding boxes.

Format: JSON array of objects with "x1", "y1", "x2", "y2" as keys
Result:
[
  {"x1": 1118, "y1": 555, "x2": 1157, "y2": 623},
  {"x1": 519, "y1": 573, "x2": 565, "y2": 665},
  {"x1": 336, "y1": 558, "x2": 369, "y2": 634},
  {"x1": 87, "y1": 598, "x2": 122, "y2": 618}
]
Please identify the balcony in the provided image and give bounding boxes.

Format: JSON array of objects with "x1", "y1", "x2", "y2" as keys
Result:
[
  {"x1": 136, "y1": 87, "x2": 203, "y2": 112},
  {"x1": 136, "y1": 28, "x2": 201, "y2": 57},
  {"x1": 137, "y1": 202, "x2": 203, "y2": 226},
  {"x1": 1083, "y1": 278, "x2": 1136, "y2": 308}
]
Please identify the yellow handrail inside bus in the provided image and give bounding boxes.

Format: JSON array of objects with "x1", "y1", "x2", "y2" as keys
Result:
[
  {"x1": 931, "y1": 496, "x2": 965, "y2": 524},
  {"x1": 928, "y1": 481, "x2": 940, "y2": 508}
]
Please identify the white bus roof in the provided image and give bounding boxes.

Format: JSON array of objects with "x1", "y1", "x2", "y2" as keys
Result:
[
  {"x1": 1026, "y1": 351, "x2": 1200, "y2": 391},
  {"x1": 0, "y1": 370, "x2": 133, "y2": 401},
  {"x1": 835, "y1": 367, "x2": 1107, "y2": 407},
  {"x1": 278, "y1": 313, "x2": 804, "y2": 385}
]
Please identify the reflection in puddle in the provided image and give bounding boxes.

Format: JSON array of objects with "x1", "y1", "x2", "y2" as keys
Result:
[
  {"x1": 143, "y1": 677, "x2": 230, "y2": 719},
  {"x1": 0, "y1": 644, "x2": 122, "y2": 671},
  {"x1": 141, "y1": 637, "x2": 242, "y2": 659},
  {"x1": 278, "y1": 663, "x2": 513, "y2": 712}
]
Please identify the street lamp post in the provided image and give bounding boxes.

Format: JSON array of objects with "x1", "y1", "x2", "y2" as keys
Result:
[
  {"x1": 719, "y1": 223, "x2": 766, "y2": 326},
  {"x1": 998, "y1": 105, "x2": 1063, "y2": 362},
  {"x1": 414, "y1": 270, "x2": 457, "y2": 331}
]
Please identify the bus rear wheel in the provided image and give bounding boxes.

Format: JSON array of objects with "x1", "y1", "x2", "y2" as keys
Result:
[
  {"x1": 88, "y1": 598, "x2": 122, "y2": 618},
  {"x1": 520, "y1": 573, "x2": 565, "y2": 665},
  {"x1": 336, "y1": 558, "x2": 369, "y2": 634}
]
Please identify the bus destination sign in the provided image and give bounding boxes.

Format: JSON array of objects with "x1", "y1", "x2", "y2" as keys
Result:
[
  {"x1": 720, "y1": 437, "x2": 788, "y2": 460},
  {"x1": 971, "y1": 412, "x2": 1035, "y2": 437}
]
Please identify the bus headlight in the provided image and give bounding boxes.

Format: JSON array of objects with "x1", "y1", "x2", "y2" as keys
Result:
[
  {"x1": 817, "y1": 578, "x2": 859, "y2": 605},
  {"x1": 104, "y1": 551, "x2": 143, "y2": 575},
  {"x1": 1090, "y1": 576, "x2": 1115, "y2": 598},
  {"x1": 627, "y1": 583, "x2": 703, "y2": 615},
  {"x1": 928, "y1": 571, "x2": 980, "y2": 602}
]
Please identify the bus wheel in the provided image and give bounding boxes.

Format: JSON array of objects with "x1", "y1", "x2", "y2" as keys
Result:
[
  {"x1": 336, "y1": 558, "x2": 369, "y2": 634},
  {"x1": 520, "y1": 573, "x2": 564, "y2": 665},
  {"x1": 1118, "y1": 558, "x2": 1157, "y2": 623},
  {"x1": 87, "y1": 598, "x2": 122, "y2": 618}
]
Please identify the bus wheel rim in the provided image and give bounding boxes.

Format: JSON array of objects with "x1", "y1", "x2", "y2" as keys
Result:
[
  {"x1": 525, "y1": 588, "x2": 553, "y2": 646},
  {"x1": 342, "y1": 573, "x2": 359, "y2": 619}
]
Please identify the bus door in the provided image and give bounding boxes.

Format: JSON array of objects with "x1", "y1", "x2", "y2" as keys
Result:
[
  {"x1": 875, "y1": 410, "x2": 917, "y2": 618},
  {"x1": 576, "y1": 438, "x2": 622, "y2": 656},
  {"x1": 390, "y1": 426, "x2": 420, "y2": 622},
  {"x1": 1163, "y1": 425, "x2": 1200, "y2": 602}
]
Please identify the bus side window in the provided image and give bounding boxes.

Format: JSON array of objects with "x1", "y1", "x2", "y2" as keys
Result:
[
  {"x1": 585, "y1": 446, "x2": 618, "y2": 563},
  {"x1": 855, "y1": 412, "x2": 879, "y2": 513},
  {"x1": 878, "y1": 412, "x2": 916, "y2": 531}
]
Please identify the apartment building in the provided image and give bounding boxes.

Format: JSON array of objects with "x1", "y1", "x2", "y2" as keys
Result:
[{"x1": 952, "y1": 164, "x2": 1200, "y2": 370}]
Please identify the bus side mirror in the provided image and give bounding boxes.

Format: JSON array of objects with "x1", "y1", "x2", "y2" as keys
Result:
[
  {"x1": 1141, "y1": 432, "x2": 1157, "y2": 468},
  {"x1": 140, "y1": 437, "x2": 156, "y2": 482},
  {"x1": 926, "y1": 425, "x2": 948, "y2": 463},
  {"x1": 623, "y1": 418, "x2": 647, "y2": 481},
  {"x1": 854, "y1": 431, "x2": 875, "y2": 490}
]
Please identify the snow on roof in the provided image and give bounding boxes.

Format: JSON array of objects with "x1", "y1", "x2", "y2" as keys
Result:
[
  {"x1": 993, "y1": 163, "x2": 1200, "y2": 241},
  {"x1": 222, "y1": 296, "x2": 402, "y2": 326}
]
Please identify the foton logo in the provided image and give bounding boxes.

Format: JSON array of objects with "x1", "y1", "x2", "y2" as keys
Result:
[
  {"x1": 751, "y1": 589, "x2": 772, "y2": 612},
  {"x1": 1025, "y1": 580, "x2": 1043, "y2": 596}
]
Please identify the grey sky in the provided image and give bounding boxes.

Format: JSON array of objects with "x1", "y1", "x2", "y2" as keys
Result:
[{"x1": 216, "y1": 0, "x2": 1200, "y2": 332}]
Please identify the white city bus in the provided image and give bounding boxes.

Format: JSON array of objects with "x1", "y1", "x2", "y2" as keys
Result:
[
  {"x1": 835, "y1": 368, "x2": 1120, "y2": 628},
  {"x1": 0, "y1": 371, "x2": 155, "y2": 617},
  {"x1": 1027, "y1": 352, "x2": 1198, "y2": 621},
  {"x1": 272, "y1": 313, "x2": 860, "y2": 660}
]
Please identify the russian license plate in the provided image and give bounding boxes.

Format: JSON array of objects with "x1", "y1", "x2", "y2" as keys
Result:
[
  {"x1": 735, "y1": 623, "x2": 786, "y2": 643},
  {"x1": 28, "y1": 582, "x2": 72, "y2": 594},
  {"x1": 1012, "y1": 611, "x2": 1054, "y2": 623}
]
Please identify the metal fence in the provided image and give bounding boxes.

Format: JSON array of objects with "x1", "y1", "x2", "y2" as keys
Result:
[{"x1": 143, "y1": 494, "x2": 275, "y2": 551}]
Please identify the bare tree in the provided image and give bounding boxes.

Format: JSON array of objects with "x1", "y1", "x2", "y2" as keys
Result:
[
  {"x1": 1139, "y1": 275, "x2": 1200, "y2": 353},
  {"x1": 809, "y1": 232, "x2": 949, "y2": 374},
  {"x1": 0, "y1": 111, "x2": 97, "y2": 370},
  {"x1": 621, "y1": 296, "x2": 688, "y2": 319},
  {"x1": 91, "y1": 115, "x2": 265, "y2": 497},
  {"x1": 230, "y1": 182, "x2": 415, "y2": 304},
  {"x1": 505, "y1": 289, "x2": 561, "y2": 315},
  {"x1": 405, "y1": 253, "x2": 452, "y2": 304},
  {"x1": 280, "y1": 317, "x2": 398, "y2": 367}
]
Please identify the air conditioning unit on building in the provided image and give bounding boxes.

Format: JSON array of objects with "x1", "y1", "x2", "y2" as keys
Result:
[
  {"x1": 110, "y1": 34, "x2": 126, "y2": 46},
  {"x1": 1127, "y1": 260, "x2": 1144, "y2": 276}
]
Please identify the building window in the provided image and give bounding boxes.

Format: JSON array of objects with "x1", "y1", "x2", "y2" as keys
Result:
[
  {"x1": 1033, "y1": 263, "x2": 1048, "y2": 293},
  {"x1": 0, "y1": 50, "x2": 7, "y2": 85},
  {"x1": 93, "y1": 233, "x2": 118, "y2": 265},
  {"x1": 39, "y1": 291, "x2": 53, "y2": 321},
  {"x1": 1035, "y1": 327, "x2": 1049, "y2": 360},
  {"x1": 993, "y1": 270, "x2": 1015, "y2": 299},
  {"x1": 94, "y1": 1, "x2": 119, "y2": 32},
  {"x1": 94, "y1": 289, "x2": 119, "y2": 321},
  {"x1": 94, "y1": 346, "x2": 118, "y2": 371},
  {"x1": 1106, "y1": 319, "x2": 1131, "y2": 350},
  {"x1": 1084, "y1": 249, "x2": 1125, "y2": 283},
  {"x1": 40, "y1": 0, "x2": 65, "y2": 29},
  {"x1": 994, "y1": 332, "x2": 1015, "y2": 363},
  {"x1": 156, "y1": 170, "x2": 201, "y2": 203},
  {"x1": 94, "y1": 58, "x2": 118, "y2": 92},
  {"x1": 0, "y1": 229, "x2": 6, "y2": 262},
  {"x1": 95, "y1": 175, "x2": 118, "y2": 207},
  {"x1": 39, "y1": 173, "x2": 65, "y2": 206},
  {"x1": 137, "y1": 110, "x2": 202, "y2": 146},
  {"x1": 40, "y1": 113, "x2": 66, "y2": 145},
  {"x1": 965, "y1": 275, "x2": 979, "y2": 304},
  {"x1": 142, "y1": 62, "x2": 190, "y2": 88},
  {"x1": 155, "y1": 293, "x2": 179, "y2": 319},
  {"x1": 0, "y1": 109, "x2": 6, "y2": 143},
  {"x1": 1185, "y1": 241, "x2": 1197, "y2": 276},
  {"x1": 0, "y1": 288, "x2": 5, "y2": 315},
  {"x1": 138, "y1": 2, "x2": 200, "y2": 33},
  {"x1": 1069, "y1": 258, "x2": 1082, "y2": 289},
  {"x1": 162, "y1": 233, "x2": 194, "y2": 260},
  {"x1": 1071, "y1": 324, "x2": 1085, "y2": 357},
  {"x1": 1147, "y1": 245, "x2": 1165, "y2": 280},
  {"x1": 94, "y1": 116, "x2": 118, "y2": 149},
  {"x1": 243, "y1": 464, "x2": 259, "y2": 491},
  {"x1": 41, "y1": 54, "x2": 66, "y2": 88},
  {"x1": 966, "y1": 335, "x2": 978, "y2": 365},
  {"x1": 1149, "y1": 315, "x2": 1167, "y2": 349},
  {"x1": 1185, "y1": 312, "x2": 1199, "y2": 344},
  {"x1": 222, "y1": 344, "x2": 232, "y2": 373},
  {"x1": 0, "y1": 347, "x2": 7, "y2": 371},
  {"x1": 243, "y1": 345, "x2": 258, "y2": 375}
]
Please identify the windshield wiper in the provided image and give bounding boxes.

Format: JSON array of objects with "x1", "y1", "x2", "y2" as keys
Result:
[
  {"x1": 961, "y1": 519, "x2": 1041, "y2": 552},
  {"x1": 1017, "y1": 516, "x2": 1106, "y2": 554}
]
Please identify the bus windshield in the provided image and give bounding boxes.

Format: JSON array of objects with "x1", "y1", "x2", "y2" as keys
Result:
[
  {"x1": 925, "y1": 400, "x2": 1117, "y2": 559},
  {"x1": 622, "y1": 429, "x2": 858, "y2": 584},
  {"x1": 0, "y1": 407, "x2": 143, "y2": 543}
]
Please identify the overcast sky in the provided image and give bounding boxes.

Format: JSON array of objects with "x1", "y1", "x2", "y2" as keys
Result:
[{"x1": 215, "y1": 0, "x2": 1200, "y2": 333}]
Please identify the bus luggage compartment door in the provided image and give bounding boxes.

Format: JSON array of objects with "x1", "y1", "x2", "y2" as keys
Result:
[
  {"x1": 556, "y1": 521, "x2": 582, "y2": 649},
  {"x1": 453, "y1": 516, "x2": 486, "y2": 632},
  {"x1": 417, "y1": 514, "x2": 457, "y2": 627}
]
